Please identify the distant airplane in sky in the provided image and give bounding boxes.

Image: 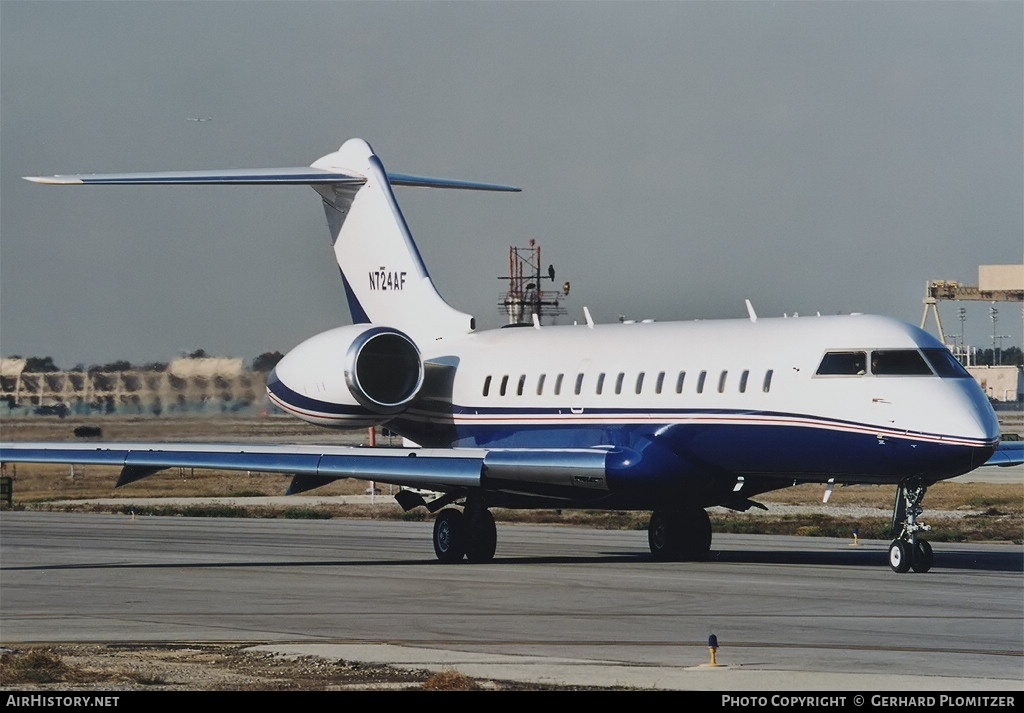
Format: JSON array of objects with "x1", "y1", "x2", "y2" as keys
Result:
[{"x1": 4, "y1": 138, "x2": 1020, "y2": 573}]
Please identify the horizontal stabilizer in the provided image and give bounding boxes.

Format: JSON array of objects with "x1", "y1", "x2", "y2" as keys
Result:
[
  {"x1": 24, "y1": 169, "x2": 519, "y2": 192},
  {"x1": 24, "y1": 167, "x2": 364, "y2": 185},
  {"x1": 386, "y1": 172, "x2": 520, "y2": 192}
]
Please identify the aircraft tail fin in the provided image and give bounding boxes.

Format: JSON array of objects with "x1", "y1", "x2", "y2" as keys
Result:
[
  {"x1": 25, "y1": 138, "x2": 520, "y2": 343},
  {"x1": 308, "y1": 139, "x2": 517, "y2": 341}
]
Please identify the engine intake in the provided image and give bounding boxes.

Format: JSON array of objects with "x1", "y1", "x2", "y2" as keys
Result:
[{"x1": 345, "y1": 327, "x2": 423, "y2": 412}]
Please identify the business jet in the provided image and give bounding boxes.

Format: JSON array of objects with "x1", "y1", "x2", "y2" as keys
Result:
[{"x1": 3, "y1": 139, "x2": 1019, "y2": 573}]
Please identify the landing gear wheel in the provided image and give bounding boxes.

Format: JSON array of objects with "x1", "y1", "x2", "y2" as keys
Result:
[
  {"x1": 465, "y1": 508, "x2": 497, "y2": 563},
  {"x1": 888, "y1": 539, "x2": 911, "y2": 573},
  {"x1": 649, "y1": 510, "x2": 681, "y2": 561},
  {"x1": 433, "y1": 508, "x2": 466, "y2": 563},
  {"x1": 685, "y1": 507, "x2": 713, "y2": 561},
  {"x1": 648, "y1": 507, "x2": 712, "y2": 561},
  {"x1": 911, "y1": 540, "x2": 933, "y2": 573}
]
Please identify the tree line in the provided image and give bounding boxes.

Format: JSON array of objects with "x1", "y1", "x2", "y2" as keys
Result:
[{"x1": 971, "y1": 346, "x2": 1023, "y2": 367}]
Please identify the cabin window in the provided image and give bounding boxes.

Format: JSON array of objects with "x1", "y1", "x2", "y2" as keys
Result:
[
  {"x1": 499, "y1": 375, "x2": 509, "y2": 396},
  {"x1": 872, "y1": 349, "x2": 932, "y2": 376},
  {"x1": 816, "y1": 351, "x2": 867, "y2": 376},
  {"x1": 482, "y1": 375, "x2": 491, "y2": 397},
  {"x1": 517, "y1": 374, "x2": 526, "y2": 396},
  {"x1": 635, "y1": 372, "x2": 645, "y2": 394},
  {"x1": 697, "y1": 371, "x2": 707, "y2": 393},
  {"x1": 574, "y1": 373, "x2": 584, "y2": 395},
  {"x1": 763, "y1": 370, "x2": 774, "y2": 392},
  {"x1": 655, "y1": 372, "x2": 665, "y2": 394},
  {"x1": 676, "y1": 371, "x2": 686, "y2": 393},
  {"x1": 554, "y1": 373, "x2": 564, "y2": 395},
  {"x1": 596, "y1": 373, "x2": 605, "y2": 395},
  {"x1": 717, "y1": 371, "x2": 728, "y2": 393},
  {"x1": 536, "y1": 374, "x2": 546, "y2": 395},
  {"x1": 615, "y1": 372, "x2": 625, "y2": 394},
  {"x1": 921, "y1": 349, "x2": 972, "y2": 378},
  {"x1": 739, "y1": 370, "x2": 749, "y2": 393}
]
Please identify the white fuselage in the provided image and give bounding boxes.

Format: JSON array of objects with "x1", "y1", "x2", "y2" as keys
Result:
[{"x1": 269, "y1": 312, "x2": 998, "y2": 493}]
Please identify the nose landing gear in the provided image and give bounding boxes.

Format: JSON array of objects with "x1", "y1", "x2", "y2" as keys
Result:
[{"x1": 889, "y1": 478, "x2": 935, "y2": 574}]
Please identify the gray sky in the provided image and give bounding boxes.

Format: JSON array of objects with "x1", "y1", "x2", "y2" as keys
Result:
[{"x1": 2, "y1": 0, "x2": 1021, "y2": 368}]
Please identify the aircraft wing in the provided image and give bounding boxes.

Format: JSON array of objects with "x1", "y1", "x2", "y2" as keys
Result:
[
  {"x1": 0, "y1": 441, "x2": 616, "y2": 498},
  {"x1": 983, "y1": 440, "x2": 1024, "y2": 468},
  {"x1": 0, "y1": 441, "x2": 482, "y2": 493}
]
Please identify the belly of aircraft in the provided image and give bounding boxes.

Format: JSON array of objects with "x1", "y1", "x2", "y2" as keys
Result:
[{"x1": 393, "y1": 412, "x2": 990, "y2": 484}]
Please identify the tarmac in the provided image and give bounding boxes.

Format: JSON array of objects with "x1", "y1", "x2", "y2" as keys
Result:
[{"x1": 250, "y1": 642, "x2": 1022, "y2": 691}]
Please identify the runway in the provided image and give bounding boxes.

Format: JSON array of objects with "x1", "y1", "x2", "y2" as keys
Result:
[{"x1": 1, "y1": 511, "x2": 1021, "y2": 690}]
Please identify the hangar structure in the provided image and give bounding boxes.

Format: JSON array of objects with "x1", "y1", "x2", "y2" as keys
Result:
[
  {"x1": 0, "y1": 357, "x2": 263, "y2": 416},
  {"x1": 920, "y1": 264, "x2": 1023, "y2": 347},
  {"x1": 919, "y1": 264, "x2": 1023, "y2": 405}
]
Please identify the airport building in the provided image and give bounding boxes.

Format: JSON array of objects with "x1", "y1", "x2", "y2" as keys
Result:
[{"x1": 0, "y1": 357, "x2": 268, "y2": 417}]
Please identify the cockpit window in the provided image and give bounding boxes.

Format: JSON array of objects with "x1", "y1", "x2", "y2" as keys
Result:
[
  {"x1": 871, "y1": 349, "x2": 933, "y2": 376},
  {"x1": 816, "y1": 351, "x2": 867, "y2": 376},
  {"x1": 921, "y1": 348, "x2": 972, "y2": 378}
]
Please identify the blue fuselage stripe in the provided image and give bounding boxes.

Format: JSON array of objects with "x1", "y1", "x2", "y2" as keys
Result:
[{"x1": 265, "y1": 379, "x2": 995, "y2": 481}]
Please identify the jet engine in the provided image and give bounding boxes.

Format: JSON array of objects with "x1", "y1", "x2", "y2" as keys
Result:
[{"x1": 267, "y1": 324, "x2": 423, "y2": 427}]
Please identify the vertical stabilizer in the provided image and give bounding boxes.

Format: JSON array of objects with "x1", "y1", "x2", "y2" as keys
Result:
[{"x1": 311, "y1": 139, "x2": 477, "y2": 342}]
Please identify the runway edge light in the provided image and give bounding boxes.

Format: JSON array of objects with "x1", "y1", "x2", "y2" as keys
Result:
[{"x1": 704, "y1": 634, "x2": 725, "y2": 667}]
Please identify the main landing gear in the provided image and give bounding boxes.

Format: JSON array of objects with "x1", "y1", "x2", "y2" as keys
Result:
[
  {"x1": 647, "y1": 506, "x2": 712, "y2": 561},
  {"x1": 432, "y1": 502, "x2": 497, "y2": 564},
  {"x1": 888, "y1": 478, "x2": 934, "y2": 574},
  {"x1": 430, "y1": 502, "x2": 716, "y2": 564}
]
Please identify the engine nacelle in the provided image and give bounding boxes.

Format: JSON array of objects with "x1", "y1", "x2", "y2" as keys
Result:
[{"x1": 267, "y1": 324, "x2": 423, "y2": 427}]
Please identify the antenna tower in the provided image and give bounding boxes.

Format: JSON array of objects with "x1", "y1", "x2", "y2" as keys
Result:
[{"x1": 498, "y1": 239, "x2": 569, "y2": 326}]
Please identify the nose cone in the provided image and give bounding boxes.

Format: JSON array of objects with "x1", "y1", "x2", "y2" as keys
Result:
[
  {"x1": 951, "y1": 379, "x2": 1001, "y2": 468},
  {"x1": 962, "y1": 382, "x2": 1002, "y2": 444}
]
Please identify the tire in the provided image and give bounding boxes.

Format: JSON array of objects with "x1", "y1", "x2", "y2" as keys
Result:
[
  {"x1": 911, "y1": 540, "x2": 933, "y2": 573},
  {"x1": 649, "y1": 508, "x2": 712, "y2": 561},
  {"x1": 465, "y1": 508, "x2": 497, "y2": 563},
  {"x1": 683, "y1": 507, "x2": 712, "y2": 561},
  {"x1": 889, "y1": 539, "x2": 911, "y2": 573},
  {"x1": 648, "y1": 510, "x2": 682, "y2": 561},
  {"x1": 433, "y1": 509, "x2": 466, "y2": 563}
]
